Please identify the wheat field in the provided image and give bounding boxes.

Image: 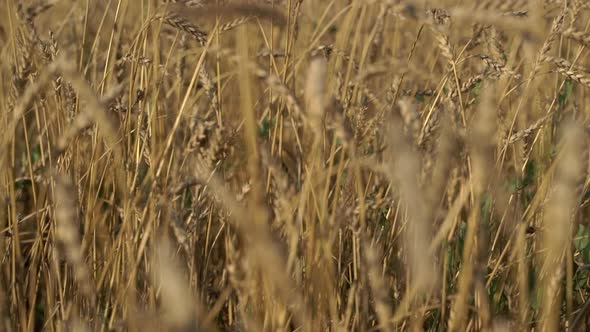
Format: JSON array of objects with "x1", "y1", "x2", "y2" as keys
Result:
[{"x1": 1, "y1": 0, "x2": 590, "y2": 331}]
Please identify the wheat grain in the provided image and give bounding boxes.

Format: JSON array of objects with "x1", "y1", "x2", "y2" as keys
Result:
[{"x1": 544, "y1": 55, "x2": 590, "y2": 88}]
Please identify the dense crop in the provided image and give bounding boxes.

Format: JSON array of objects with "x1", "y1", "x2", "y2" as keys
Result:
[{"x1": 2, "y1": 1, "x2": 590, "y2": 331}]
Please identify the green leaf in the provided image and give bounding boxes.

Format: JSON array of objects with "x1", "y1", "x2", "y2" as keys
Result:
[
  {"x1": 31, "y1": 144, "x2": 41, "y2": 164},
  {"x1": 415, "y1": 93, "x2": 425, "y2": 103},
  {"x1": 529, "y1": 264, "x2": 540, "y2": 311},
  {"x1": 522, "y1": 161, "x2": 536, "y2": 188},
  {"x1": 558, "y1": 79, "x2": 574, "y2": 109},
  {"x1": 472, "y1": 81, "x2": 482, "y2": 97},
  {"x1": 574, "y1": 224, "x2": 590, "y2": 252},
  {"x1": 258, "y1": 117, "x2": 274, "y2": 138},
  {"x1": 480, "y1": 192, "x2": 493, "y2": 222},
  {"x1": 575, "y1": 270, "x2": 589, "y2": 290}
]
